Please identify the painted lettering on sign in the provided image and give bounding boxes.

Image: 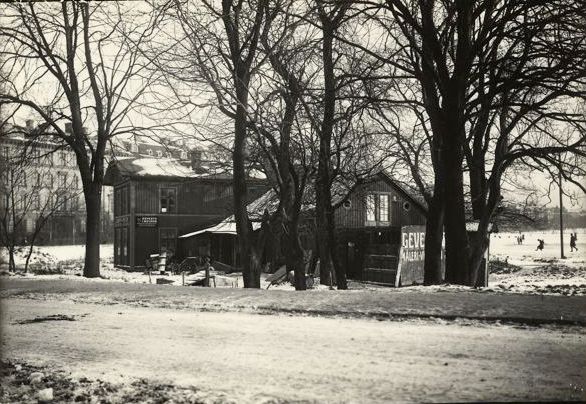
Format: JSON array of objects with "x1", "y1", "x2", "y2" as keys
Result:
[
  {"x1": 136, "y1": 216, "x2": 158, "y2": 227},
  {"x1": 401, "y1": 231, "x2": 426, "y2": 261},
  {"x1": 396, "y1": 225, "x2": 427, "y2": 287}
]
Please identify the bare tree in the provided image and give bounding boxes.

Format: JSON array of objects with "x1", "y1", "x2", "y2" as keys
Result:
[
  {"x1": 0, "y1": 137, "x2": 80, "y2": 272},
  {"x1": 0, "y1": 2, "x2": 160, "y2": 277},
  {"x1": 155, "y1": 0, "x2": 271, "y2": 287},
  {"x1": 351, "y1": 0, "x2": 586, "y2": 285}
]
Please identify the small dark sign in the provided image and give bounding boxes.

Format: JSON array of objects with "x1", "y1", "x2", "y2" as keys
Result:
[
  {"x1": 136, "y1": 216, "x2": 158, "y2": 227},
  {"x1": 114, "y1": 216, "x2": 129, "y2": 227}
]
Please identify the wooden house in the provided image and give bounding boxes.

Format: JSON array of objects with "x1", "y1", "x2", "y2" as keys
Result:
[
  {"x1": 333, "y1": 171, "x2": 427, "y2": 283},
  {"x1": 178, "y1": 171, "x2": 427, "y2": 283},
  {"x1": 103, "y1": 157, "x2": 267, "y2": 270}
]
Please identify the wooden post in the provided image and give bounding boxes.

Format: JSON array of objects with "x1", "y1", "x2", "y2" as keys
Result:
[{"x1": 204, "y1": 257, "x2": 210, "y2": 287}]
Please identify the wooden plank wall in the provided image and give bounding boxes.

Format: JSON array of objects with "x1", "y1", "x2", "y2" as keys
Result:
[{"x1": 335, "y1": 177, "x2": 426, "y2": 229}]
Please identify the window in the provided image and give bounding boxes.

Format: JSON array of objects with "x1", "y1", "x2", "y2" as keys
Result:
[
  {"x1": 115, "y1": 227, "x2": 129, "y2": 265},
  {"x1": 31, "y1": 194, "x2": 40, "y2": 211},
  {"x1": 156, "y1": 150, "x2": 163, "y2": 157},
  {"x1": 31, "y1": 147, "x2": 40, "y2": 161},
  {"x1": 160, "y1": 187, "x2": 176, "y2": 213},
  {"x1": 57, "y1": 172, "x2": 67, "y2": 188},
  {"x1": 366, "y1": 194, "x2": 376, "y2": 222},
  {"x1": 59, "y1": 150, "x2": 67, "y2": 166},
  {"x1": 379, "y1": 194, "x2": 389, "y2": 222},
  {"x1": 71, "y1": 195, "x2": 78, "y2": 211},
  {"x1": 159, "y1": 228, "x2": 177, "y2": 255},
  {"x1": 46, "y1": 173, "x2": 54, "y2": 188},
  {"x1": 147, "y1": 149, "x2": 153, "y2": 156},
  {"x1": 56, "y1": 194, "x2": 68, "y2": 211},
  {"x1": 26, "y1": 218, "x2": 34, "y2": 233},
  {"x1": 35, "y1": 172, "x2": 41, "y2": 187},
  {"x1": 45, "y1": 152, "x2": 54, "y2": 166},
  {"x1": 365, "y1": 193, "x2": 391, "y2": 225},
  {"x1": 73, "y1": 175, "x2": 79, "y2": 189},
  {"x1": 114, "y1": 186, "x2": 129, "y2": 216}
]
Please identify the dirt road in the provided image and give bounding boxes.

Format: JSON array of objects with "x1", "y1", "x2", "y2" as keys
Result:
[{"x1": 2, "y1": 298, "x2": 585, "y2": 403}]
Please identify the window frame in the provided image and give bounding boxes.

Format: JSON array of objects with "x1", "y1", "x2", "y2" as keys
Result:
[
  {"x1": 159, "y1": 227, "x2": 177, "y2": 255},
  {"x1": 159, "y1": 187, "x2": 177, "y2": 213},
  {"x1": 365, "y1": 192, "x2": 392, "y2": 225}
]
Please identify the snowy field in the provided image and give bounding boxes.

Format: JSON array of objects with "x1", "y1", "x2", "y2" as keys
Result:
[
  {"x1": 1, "y1": 228, "x2": 585, "y2": 295},
  {"x1": 487, "y1": 228, "x2": 586, "y2": 295}
]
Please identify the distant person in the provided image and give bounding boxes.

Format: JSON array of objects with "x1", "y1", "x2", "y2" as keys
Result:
[
  {"x1": 570, "y1": 233, "x2": 578, "y2": 252},
  {"x1": 536, "y1": 239, "x2": 544, "y2": 251}
]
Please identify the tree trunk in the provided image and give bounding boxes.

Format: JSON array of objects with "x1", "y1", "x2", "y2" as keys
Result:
[
  {"x1": 468, "y1": 229, "x2": 489, "y2": 286},
  {"x1": 316, "y1": 17, "x2": 346, "y2": 290},
  {"x1": 328, "y1": 208, "x2": 346, "y2": 289},
  {"x1": 442, "y1": 134, "x2": 470, "y2": 285},
  {"x1": 8, "y1": 246, "x2": 15, "y2": 272},
  {"x1": 24, "y1": 241, "x2": 35, "y2": 273},
  {"x1": 284, "y1": 216, "x2": 306, "y2": 290},
  {"x1": 423, "y1": 187, "x2": 445, "y2": 285},
  {"x1": 83, "y1": 187, "x2": 102, "y2": 278},
  {"x1": 233, "y1": 71, "x2": 261, "y2": 288},
  {"x1": 469, "y1": 159, "x2": 487, "y2": 220},
  {"x1": 316, "y1": 212, "x2": 331, "y2": 285}
]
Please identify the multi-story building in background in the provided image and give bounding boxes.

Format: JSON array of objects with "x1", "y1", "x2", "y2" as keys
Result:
[
  {"x1": 0, "y1": 120, "x2": 113, "y2": 245},
  {"x1": 0, "y1": 120, "x2": 225, "y2": 247}
]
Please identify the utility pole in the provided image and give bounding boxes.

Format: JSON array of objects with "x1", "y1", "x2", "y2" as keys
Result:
[{"x1": 558, "y1": 156, "x2": 565, "y2": 259}]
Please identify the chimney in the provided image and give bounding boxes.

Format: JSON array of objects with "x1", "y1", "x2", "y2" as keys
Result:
[
  {"x1": 25, "y1": 119, "x2": 34, "y2": 131},
  {"x1": 190, "y1": 148, "x2": 202, "y2": 172}
]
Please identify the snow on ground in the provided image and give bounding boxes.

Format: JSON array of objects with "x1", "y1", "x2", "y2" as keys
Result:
[
  {"x1": 485, "y1": 228, "x2": 586, "y2": 295},
  {"x1": 1, "y1": 228, "x2": 585, "y2": 295}
]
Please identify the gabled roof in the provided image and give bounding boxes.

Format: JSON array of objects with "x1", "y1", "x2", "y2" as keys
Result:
[{"x1": 377, "y1": 171, "x2": 427, "y2": 213}]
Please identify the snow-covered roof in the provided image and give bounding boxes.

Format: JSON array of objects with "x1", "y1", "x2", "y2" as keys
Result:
[
  {"x1": 109, "y1": 157, "x2": 199, "y2": 179},
  {"x1": 104, "y1": 157, "x2": 267, "y2": 184},
  {"x1": 179, "y1": 190, "x2": 276, "y2": 238},
  {"x1": 179, "y1": 217, "x2": 262, "y2": 238}
]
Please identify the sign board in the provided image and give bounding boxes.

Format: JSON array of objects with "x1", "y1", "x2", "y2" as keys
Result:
[
  {"x1": 136, "y1": 216, "x2": 158, "y2": 227},
  {"x1": 114, "y1": 216, "x2": 129, "y2": 227},
  {"x1": 395, "y1": 225, "x2": 426, "y2": 286}
]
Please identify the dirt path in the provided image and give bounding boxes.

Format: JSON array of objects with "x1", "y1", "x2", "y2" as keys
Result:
[
  {"x1": 3, "y1": 278, "x2": 586, "y2": 325},
  {"x1": 2, "y1": 298, "x2": 585, "y2": 403}
]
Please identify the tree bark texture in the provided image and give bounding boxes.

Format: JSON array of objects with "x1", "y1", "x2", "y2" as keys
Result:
[
  {"x1": 316, "y1": 14, "x2": 346, "y2": 289},
  {"x1": 83, "y1": 188, "x2": 102, "y2": 278},
  {"x1": 423, "y1": 184, "x2": 445, "y2": 285},
  {"x1": 442, "y1": 130, "x2": 470, "y2": 285}
]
